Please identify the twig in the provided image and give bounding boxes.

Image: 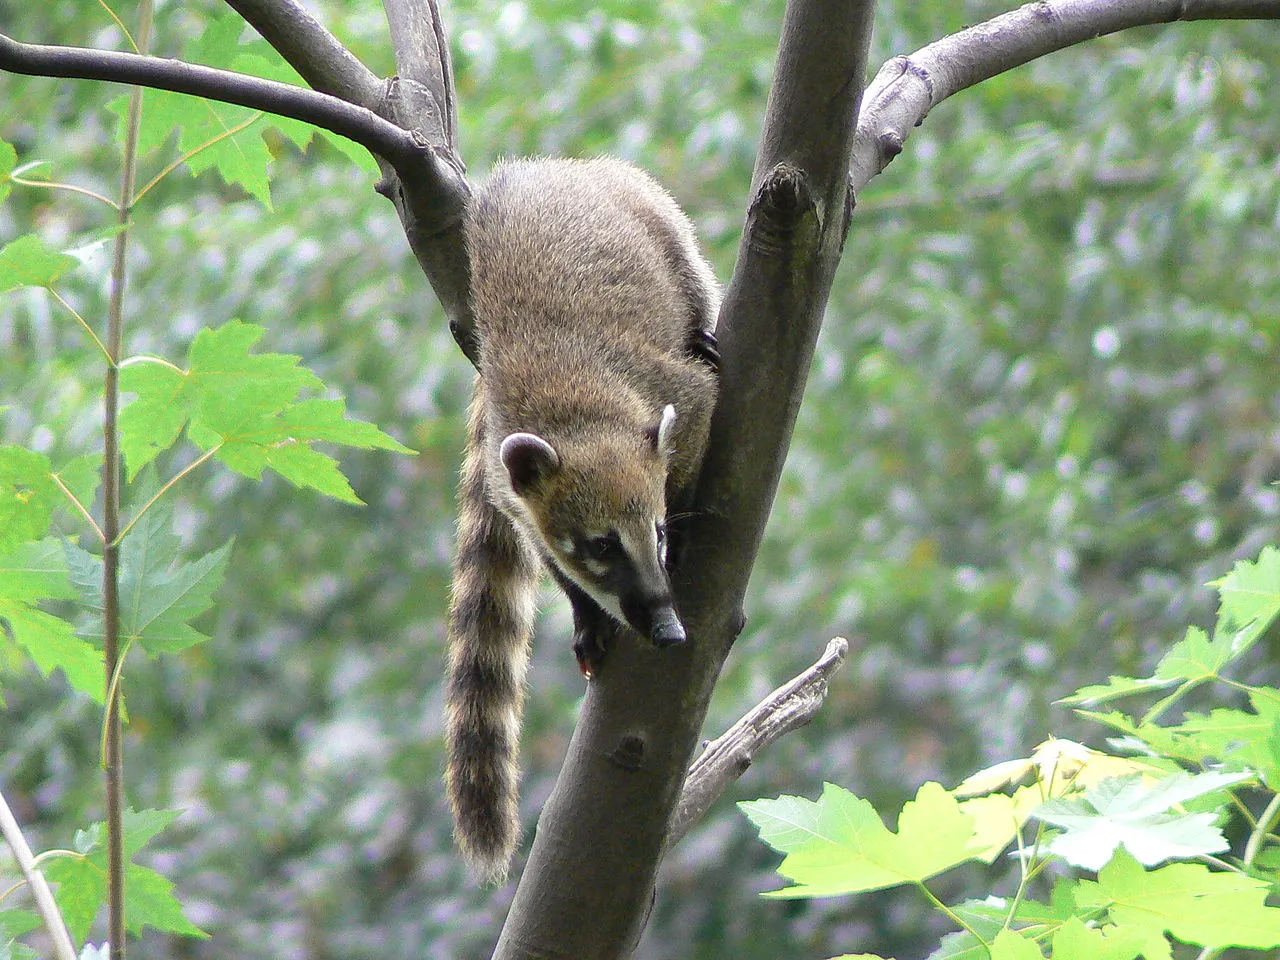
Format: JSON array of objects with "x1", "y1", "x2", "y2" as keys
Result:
[
  {"x1": 668, "y1": 637, "x2": 853, "y2": 847},
  {"x1": 0, "y1": 789, "x2": 78, "y2": 960},
  {"x1": 850, "y1": 0, "x2": 1280, "y2": 194}
]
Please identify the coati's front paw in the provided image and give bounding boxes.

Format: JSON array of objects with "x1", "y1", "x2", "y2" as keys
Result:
[
  {"x1": 573, "y1": 628, "x2": 611, "y2": 679},
  {"x1": 687, "y1": 328, "x2": 720, "y2": 372}
]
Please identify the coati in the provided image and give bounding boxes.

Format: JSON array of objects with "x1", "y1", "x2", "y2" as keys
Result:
[{"x1": 445, "y1": 157, "x2": 721, "y2": 882}]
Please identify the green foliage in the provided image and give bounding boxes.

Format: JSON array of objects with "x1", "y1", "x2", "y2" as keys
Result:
[
  {"x1": 43, "y1": 809, "x2": 206, "y2": 942},
  {"x1": 0, "y1": 236, "x2": 79, "y2": 295},
  {"x1": 106, "y1": 9, "x2": 377, "y2": 208},
  {"x1": 120, "y1": 321, "x2": 412, "y2": 502},
  {"x1": 0, "y1": 3, "x2": 413, "y2": 954},
  {"x1": 744, "y1": 546, "x2": 1280, "y2": 958},
  {"x1": 3, "y1": 2, "x2": 1278, "y2": 959},
  {"x1": 742, "y1": 782, "x2": 981, "y2": 898},
  {"x1": 0, "y1": 909, "x2": 40, "y2": 960},
  {"x1": 64, "y1": 504, "x2": 232, "y2": 655}
]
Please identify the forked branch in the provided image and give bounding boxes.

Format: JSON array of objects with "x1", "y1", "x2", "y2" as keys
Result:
[{"x1": 851, "y1": 0, "x2": 1280, "y2": 192}]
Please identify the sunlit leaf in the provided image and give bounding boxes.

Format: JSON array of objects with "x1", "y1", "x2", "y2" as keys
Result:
[
  {"x1": 1077, "y1": 848, "x2": 1280, "y2": 950},
  {"x1": 741, "y1": 782, "x2": 979, "y2": 898},
  {"x1": 0, "y1": 235, "x2": 79, "y2": 293}
]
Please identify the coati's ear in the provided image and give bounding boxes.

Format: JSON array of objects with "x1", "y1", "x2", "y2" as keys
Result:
[
  {"x1": 646, "y1": 404, "x2": 677, "y2": 457},
  {"x1": 501, "y1": 432, "x2": 561, "y2": 494}
]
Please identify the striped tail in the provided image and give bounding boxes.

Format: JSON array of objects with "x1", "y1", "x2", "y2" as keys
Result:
[{"x1": 445, "y1": 383, "x2": 541, "y2": 883}]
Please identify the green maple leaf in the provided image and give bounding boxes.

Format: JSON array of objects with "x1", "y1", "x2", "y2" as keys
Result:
[
  {"x1": 989, "y1": 929, "x2": 1042, "y2": 960},
  {"x1": 0, "y1": 138, "x2": 17, "y2": 202},
  {"x1": 0, "y1": 539, "x2": 103, "y2": 703},
  {"x1": 108, "y1": 12, "x2": 376, "y2": 206},
  {"x1": 110, "y1": 15, "x2": 275, "y2": 206},
  {"x1": 64, "y1": 499, "x2": 231, "y2": 655},
  {"x1": 0, "y1": 234, "x2": 79, "y2": 293},
  {"x1": 1033, "y1": 771, "x2": 1249, "y2": 870},
  {"x1": 0, "y1": 446, "x2": 59, "y2": 552},
  {"x1": 1087, "y1": 700, "x2": 1280, "y2": 788},
  {"x1": 1065, "y1": 548, "x2": 1280, "y2": 710},
  {"x1": 44, "y1": 809, "x2": 206, "y2": 943},
  {"x1": 1077, "y1": 847, "x2": 1280, "y2": 950},
  {"x1": 1211, "y1": 545, "x2": 1280, "y2": 650},
  {"x1": 740, "y1": 782, "x2": 979, "y2": 898},
  {"x1": 118, "y1": 361, "x2": 187, "y2": 478},
  {"x1": 1050, "y1": 916, "x2": 1146, "y2": 960},
  {"x1": 120, "y1": 321, "x2": 414, "y2": 502}
]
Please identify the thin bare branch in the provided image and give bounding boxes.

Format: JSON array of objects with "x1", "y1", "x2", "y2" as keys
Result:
[
  {"x1": 0, "y1": 32, "x2": 421, "y2": 169},
  {"x1": 668, "y1": 637, "x2": 853, "y2": 847},
  {"x1": 0, "y1": 790, "x2": 77, "y2": 960},
  {"x1": 851, "y1": 0, "x2": 1280, "y2": 193},
  {"x1": 221, "y1": 0, "x2": 384, "y2": 106}
]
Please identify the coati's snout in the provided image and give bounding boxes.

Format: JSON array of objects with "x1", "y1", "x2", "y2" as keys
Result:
[{"x1": 620, "y1": 591, "x2": 687, "y2": 648}]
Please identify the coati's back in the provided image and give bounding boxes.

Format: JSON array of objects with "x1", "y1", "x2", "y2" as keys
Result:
[{"x1": 446, "y1": 158, "x2": 720, "y2": 882}]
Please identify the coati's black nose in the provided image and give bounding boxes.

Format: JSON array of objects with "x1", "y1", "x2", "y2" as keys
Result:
[{"x1": 649, "y1": 607, "x2": 687, "y2": 647}]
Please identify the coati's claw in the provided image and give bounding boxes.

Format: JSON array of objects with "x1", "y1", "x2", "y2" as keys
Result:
[
  {"x1": 688, "y1": 328, "x2": 721, "y2": 371},
  {"x1": 574, "y1": 630, "x2": 609, "y2": 678}
]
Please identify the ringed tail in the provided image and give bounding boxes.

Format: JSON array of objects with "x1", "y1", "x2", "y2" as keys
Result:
[{"x1": 444, "y1": 385, "x2": 540, "y2": 883}]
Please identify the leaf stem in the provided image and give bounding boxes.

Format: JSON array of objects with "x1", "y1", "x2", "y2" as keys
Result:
[
  {"x1": 918, "y1": 882, "x2": 987, "y2": 948},
  {"x1": 1244, "y1": 791, "x2": 1280, "y2": 867},
  {"x1": 0, "y1": 788, "x2": 78, "y2": 960},
  {"x1": 113, "y1": 443, "x2": 222, "y2": 546},
  {"x1": 99, "y1": 635, "x2": 137, "y2": 767},
  {"x1": 50, "y1": 469, "x2": 107, "y2": 543},
  {"x1": 118, "y1": 353, "x2": 183, "y2": 372},
  {"x1": 9, "y1": 170, "x2": 120, "y2": 209},
  {"x1": 101, "y1": 4, "x2": 153, "y2": 957},
  {"x1": 46, "y1": 286, "x2": 113, "y2": 365},
  {"x1": 95, "y1": 0, "x2": 138, "y2": 52}
]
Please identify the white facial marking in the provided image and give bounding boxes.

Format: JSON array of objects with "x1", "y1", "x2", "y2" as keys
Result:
[{"x1": 657, "y1": 404, "x2": 676, "y2": 456}]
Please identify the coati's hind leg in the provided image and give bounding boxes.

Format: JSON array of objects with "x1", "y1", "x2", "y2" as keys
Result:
[{"x1": 549, "y1": 568, "x2": 622, "y2": 677}]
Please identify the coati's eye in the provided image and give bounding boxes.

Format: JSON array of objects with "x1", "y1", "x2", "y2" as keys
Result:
[
  {"x1": 584, "y1": 532, "x2": 621, "y2": 562},
  {"x1": 655, "y1": 523, "x2": 667, "y2": 546}
]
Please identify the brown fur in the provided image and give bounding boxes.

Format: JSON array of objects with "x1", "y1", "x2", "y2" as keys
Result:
[{"x1": 445, "y1": 157, "x2": 720, "y2": 882}]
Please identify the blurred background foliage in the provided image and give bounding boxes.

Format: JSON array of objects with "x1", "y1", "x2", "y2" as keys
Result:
[{"x1": 1, "y1": 0, "x2": 1278, "y2": 957}]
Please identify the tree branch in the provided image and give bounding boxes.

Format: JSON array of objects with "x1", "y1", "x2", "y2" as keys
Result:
[
  {"x1": 492, "y1": 0, "x2": 877, "y2": 956},
  {"x1": 222, "y1": 0, "x2": 475, "y2": 360},
  {"x1": 383, "y1": 0, "x2": 460, "y2": 152},
  {"x1": 221, "y1": 0, "x2": 384, "y2": 106},
  {"x1": 850, "y1": 0, "x2": 1280, "y2": 192},
  {"x1": 380, "y1": 0, "x2": 476, "y2": 365},
  {"x1": 668, "y1": 637, "x2": 853, "y2": 847},
  {"x1": 0, "y1": 32, "x2": 422, "y2": 169}
]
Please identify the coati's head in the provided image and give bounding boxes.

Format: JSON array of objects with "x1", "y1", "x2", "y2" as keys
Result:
[{"x1": 498, "y1": 405, "x2": 686, "y2": 648}]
